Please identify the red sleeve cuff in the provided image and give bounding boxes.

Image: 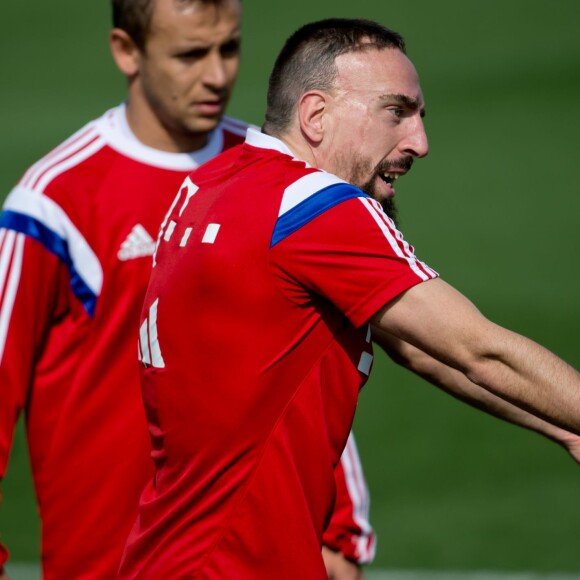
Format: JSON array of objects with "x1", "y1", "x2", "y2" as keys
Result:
[
  {"x1": 0, "y1": 542, "x2": 9, "y2": 570},
  {"x1": 322, "y1": 524, "x2": 375, "y2": 564}
]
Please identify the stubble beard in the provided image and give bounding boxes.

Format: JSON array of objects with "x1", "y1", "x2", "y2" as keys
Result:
[
  {"x1": 345, "y1": 155, "x2": 414, "y2": 229},
  {"x1": 376, "y1": 196, "x2": 399, "y2": 227}
]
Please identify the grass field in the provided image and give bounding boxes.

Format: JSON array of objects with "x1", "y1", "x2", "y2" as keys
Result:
[
  {"x1": 4, "y1": 563, "x2": 580, "y2": 580},
  {"x1": 1, "y1": 0, "x2": 579, "y2": 575}
]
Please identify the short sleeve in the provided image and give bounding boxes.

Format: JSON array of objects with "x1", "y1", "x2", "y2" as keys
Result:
[{"x1": 269, "y1": 184, "x2": 438, "y2": 328}]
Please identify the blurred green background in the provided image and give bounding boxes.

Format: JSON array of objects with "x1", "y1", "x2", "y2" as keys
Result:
[{"x1": 1, "y1": 0, "x2": 579, "y2": 574}]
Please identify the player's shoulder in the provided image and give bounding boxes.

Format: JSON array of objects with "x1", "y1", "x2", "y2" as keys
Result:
[
  {"x1": 270, "y1": 169, "x2": 366, "y2": 247},
  {"x1": 241, "y1": 128, "x2": 365, "y2": 210},
  {"x1": 14, "y1": 109, "x2": 112, "y2": 197}
]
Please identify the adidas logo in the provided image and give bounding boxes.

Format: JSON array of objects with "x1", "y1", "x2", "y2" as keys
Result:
[{"x1": 118, "y1": 224, "x2": 156, "y2": 261}]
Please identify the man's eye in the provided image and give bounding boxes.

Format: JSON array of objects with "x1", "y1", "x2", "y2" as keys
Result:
[
  {"x1": 221, "y1": 39, "x2": 241, "y2": 57},
  {"x1": 388, "y1": 107, "x2": 403, "y2": 118},
  {"x1": 178, "y1": 48, "x2": 208, "y2": 60}
]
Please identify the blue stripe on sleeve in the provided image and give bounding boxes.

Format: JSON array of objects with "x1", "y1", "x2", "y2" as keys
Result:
[
  {"x1": 0, "y1": 210, "x2": 98, "y2": 316},
  {"x1": 270, "y1": 183, "x2": 368, "y2": 248}
]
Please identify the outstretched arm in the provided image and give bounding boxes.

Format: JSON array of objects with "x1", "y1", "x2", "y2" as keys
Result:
[
  {"x1": 372, "y1": 326, "x2": 580, "y2": 462},
  {"x1": 372, "y1": 278, "x2": 580, "y2": 438}
]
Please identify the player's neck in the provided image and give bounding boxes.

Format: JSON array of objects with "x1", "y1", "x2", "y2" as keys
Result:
[{"x1": 124, "y1": 100, "x2": 210, "y2": 154}]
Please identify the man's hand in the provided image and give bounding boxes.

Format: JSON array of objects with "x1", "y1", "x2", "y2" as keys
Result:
[
  {"x1": 322, "y1": 546, "x2": 363, "y2": 580},
  {"x1": 560, "y1": 432, "x2": 580, "y2": 464}
]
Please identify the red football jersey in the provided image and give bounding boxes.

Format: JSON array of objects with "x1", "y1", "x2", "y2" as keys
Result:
[
  {"x1": 0, "y1": 107, "x2": 374, "y2": 577},
  {"x1": 0, "y1": 105, "x2": 246, "y2": 578},
  {"x1": 120, "y1": 129, "x2": 437, "y2": 578}
]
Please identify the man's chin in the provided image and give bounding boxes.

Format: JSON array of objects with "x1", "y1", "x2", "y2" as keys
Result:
[
  {"x1": 188, "y1": 116, "x2": 222, "y2": 133},
  {"x1": 361, "y1": 185, "x2": 400, "y2": 227},
  {"x1": 380, "y1": 197, "x2": 399, "y2": 227}
]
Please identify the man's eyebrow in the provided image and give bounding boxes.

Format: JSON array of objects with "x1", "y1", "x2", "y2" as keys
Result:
[{"x1": 379, "y1": 93, "x2": 426, "y2": 117}]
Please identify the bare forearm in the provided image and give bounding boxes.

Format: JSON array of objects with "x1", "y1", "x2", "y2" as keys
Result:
[
  {"x1": 464, "y1": 324, "x2": 580, "y2": 436},
  {"x1": 374, "y1": 326, "x2": 580, "y2": 447},
  {"x1": 373, "y1": 279, "x2": 580, "y2": 436}
]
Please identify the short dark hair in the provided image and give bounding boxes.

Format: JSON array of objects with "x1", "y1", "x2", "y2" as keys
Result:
[
  {"x1": 263, "y1": 18, "x2": 406, "y2": 135},
  {"x1": 112, "y1": 0, "x2": 154, "y2": 51},
  {"x1": 112, "y1": 0, "x2": 238, "y2": 51}
]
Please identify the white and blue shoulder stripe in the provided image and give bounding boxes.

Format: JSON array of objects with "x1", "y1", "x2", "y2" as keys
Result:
[
  {"x1": 0, "y1": 186, "x2": 103, "y2": 316},
  {"x1": 271, "y1": 171, "x2": 368, "y2": 247},
  {"x1": 243, "y1": 129, "x2": 369, "y2": 248}
]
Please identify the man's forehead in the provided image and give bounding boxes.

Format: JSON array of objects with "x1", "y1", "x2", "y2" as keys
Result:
[
  {"x1": 148, "y1": 0, "x2": 241, "y2": 46},
  {"x1": 156, "y1": 0, "x2": 240, "y2": 13},
  {"x1": 335, "y1": 48, "x2": 422, "y2": 95}
]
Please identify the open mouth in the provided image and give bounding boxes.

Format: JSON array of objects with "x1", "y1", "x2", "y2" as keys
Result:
[{"x1": 380, "y1": 172, "x2": 400, "y2": 186}]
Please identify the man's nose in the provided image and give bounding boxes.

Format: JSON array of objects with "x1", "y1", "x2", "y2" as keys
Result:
[
  {"x1": 202, "y1": 52, "x2": 228, "y2": 89},
  {"x1": 402, "y1": 116, "x2": 429, "y2": 158}
]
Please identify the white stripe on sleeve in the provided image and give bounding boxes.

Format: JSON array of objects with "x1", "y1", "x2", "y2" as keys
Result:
[
  {"x1": 0, "y1": 231, "x2": 24, "y2": 363},
  {"x1": 359, "y1": 197, "x2": 434, "y2": 281},
  {"x1": 4, "y1": 186, "x2": 103, "y2": 296},
  {"x1": 341, "y1": 432, "x2": 376, "y2": 563}
]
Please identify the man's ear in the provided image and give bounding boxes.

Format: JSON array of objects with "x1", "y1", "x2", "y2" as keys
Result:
[
  {"x1": 109, "y1": 28, "x2": 141, "y2": 78},
  {"x1": 297, "y1": 91, "x2": 328, "y2": 144}
]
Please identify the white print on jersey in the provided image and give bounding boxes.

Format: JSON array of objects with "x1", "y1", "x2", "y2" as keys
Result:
[
  {"x1": 139, "y1": 298, "x2": 165, "y2": 368},
  {"x1": 201, "y1": 224, "x2": 220, "y2": 244},
  {"x1": 178, "y1": 178, "x2": 199, "y2": 217},
  {"x1": 163, "y1": 221, "x2": 177, "y2": 242},
  {"x1": 153, "y1": 177, "x2": 198, "y2": 267},
  {"x1": 179, "y1": 228, "x2": 193, "y2": 247},
  {"x1": 357, "y1": 325, "x2": 373, "y2": 376},
  {"x1": 117, "y1": 224, "x2": 156, "y2": 261},
  {"x1": 357, "y1": 352, "x2": 373, "y2": 375}
]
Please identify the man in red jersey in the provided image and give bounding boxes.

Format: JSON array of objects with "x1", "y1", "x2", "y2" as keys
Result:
[
  {"x1": 0, "y1": 2, "x2": 372, "y2": 579},
  {"x1": 121, "y1": 17, "x2": 580, "y2": 578}
]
